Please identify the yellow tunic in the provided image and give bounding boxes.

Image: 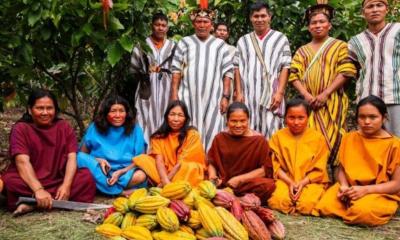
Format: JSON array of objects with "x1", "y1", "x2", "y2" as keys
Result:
[
  {"x1": 134, "y1": 129, "x2": 206, "y2": 186},
  {"x1": 267, "y1": 128, "x2": 329, "y2": 215},
  {"x1": 289, "y1": 39, "x2": 357, "y2": 165},
  {"x1": 315, "y1": 131, "x2": 400, "y2": 226}
]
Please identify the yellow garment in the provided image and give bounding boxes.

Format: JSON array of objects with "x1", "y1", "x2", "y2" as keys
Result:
[
  {"x1": 316, "y1": 131, "x2": 400, "y2": 226},
  {"x1": 134, "y1": 129, "x2": 206, "y2": 186},
  {"x1": 267, "y1": 128, "x2": 329, "y2": 215},
  {"x1": 289, "y1": 39, "x2": 357, "y2": 165}
]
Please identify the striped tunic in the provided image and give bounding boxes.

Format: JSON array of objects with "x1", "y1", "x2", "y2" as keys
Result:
[
  {"x1": 237, "y1": 30, "x2": 291, "y2": 138},
  {"x1": 349, "y1": 23, "x2": 400, "y2": 104},
  {"x1": 171, "y1": 35, "x2": 234, "y2": 150},
  {"x1": 131, "y1": 38, "x2": 175, "y2": 141},
  {"x1": 289, "y1": 38, "x2": 357, "y2": 165}
]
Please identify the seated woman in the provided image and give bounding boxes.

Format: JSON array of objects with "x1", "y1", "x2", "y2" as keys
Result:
[
  {"x1": 315, "y1": 95, "x2": 400, "y2": 226},
  {"x1": 207, "y1": 102, "x2": 275, "y2": 202},
  {"x1": 77, "y1": 95, "x2": 147, "y2": 196},
  {"x1": 134, "y1": 100, "x2": 206, "y2": 187},
  {"x1": 2, "y1": 89, "x2": 95, "y2": 214},
  {"x1": 267, "y1": 97, "x2": 329, "y2": 215}
]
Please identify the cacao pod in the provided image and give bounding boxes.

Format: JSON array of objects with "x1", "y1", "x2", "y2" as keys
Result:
[
  {"x1": 187, "y1": 210, "x2": 202, "y2": 229},
  {"x1": 135, "y1": 214, "x2": 158, "y2": 230},
  {"x1": 122, "y1": 225, "x2": 152, "y2": 240},
  {"x1": 149, "y1": 187, "x2": 162, "y2": 196},
  {"x1": 134, "y1": 195, "x2": 171, "y2": 214},
  {"x1": 156, "y1": 206, "x2": 180, "y2": 232},
  {"x1": 170, "y1": 200, "x2": 191, "y2": 222},
  {"x1": 239, "y1": 193, "x2": 261, "y2": 210},
  {"x1": 206, "y1": 238, "x2": 228, "y2": 240},
  {"x1": 104, "y1": 207, "x2": 116, "y2": 220},
  {"x1": 153, "y1": 230, "x2": 196, "y2": 240},
  {"x1": 179, "y1": 225, "x2": 195, "y2": 235},
  {"x1": 104, "y1": 212, "x2": 124, "y2": 226},
  {"x1": 255, "y1": 207, "x2": 275, "y2": 224},
  {"x1": 223, "y1": 187, "x2": 234, "y2": 194},
  {"x1": 198, "y1": 180, "x2": 217, "y2": 199},
  {"x1": 197, "y1": 202, "x2": 224, "y2": 237},
  {"x1": 128, "y1": 188, "x2": 148, "y2": 209},
  {"x1": 230, "y1": 199, "x2": 243, "y2": 221},
  {"x1": 195, "y1": 228, "x2": 213, "y2": 240},
  {"x1": 96, "y1": 223, "x2": 122, "y2": 238},
  {"x1": 194, "y1": 195, "x2": 215, "y2": 210},
  {"x1": 213, "y1": 190, "x2": 236, "y2": 208},
  {"x1": 215, "y1": 207, "x2": 249, "y2": 240},
  {"x1": 120, "y1": 212, "x2": 136, "y2": 229},
  {"x1": 161, "y1": 181, "x2": 192, "y2": 200},
  {"x1": 183, "y1": 189, "x2": 200, "y2": 208},
  {"x1": 241, "y1": 210, "x2": 271, "y2": 240},
  {"x1": 267, "y1": 220, "x2": 286, "y2": 240},
  {"x1": 113, "y1": 197, "x2": 130, "y2": 214}
]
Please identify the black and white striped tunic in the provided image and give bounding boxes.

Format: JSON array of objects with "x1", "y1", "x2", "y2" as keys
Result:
[
  {"x1": 171, "y1": 35, "x2": 234, "y2": 150},
  {"x1": 237, "y1": 30, "x2": 291, "y2": 138},
  {"x1": 131, "y1": 38, "x2": 176, "y2": 142}
]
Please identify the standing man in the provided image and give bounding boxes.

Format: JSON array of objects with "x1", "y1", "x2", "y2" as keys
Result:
[
  {"x1": 131, "y1": 12, "x2": 176, "y2": 141},
  {"x1": 237, "y1": 2, "x2": 292, "y2": 138},
  {"x1": 171, "y1": 8, "x2": 233, "y2": 150},
  {"x1": 349, "y1": 0, "x2": 400, "y2": 136},
  {"x1": 214, "y1": 22, "x2": 243, "y2": 102}
]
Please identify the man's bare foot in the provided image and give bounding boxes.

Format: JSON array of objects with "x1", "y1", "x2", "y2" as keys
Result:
[
  {"x1": 13, "y1": 203, "x2": 34, "y2": 217},
  {"x1": 121, "y1": 189, "x2": 136, "y2": 198},
  {"x1": 0, "y1": 177, "x2": 3, "y2": 193}
]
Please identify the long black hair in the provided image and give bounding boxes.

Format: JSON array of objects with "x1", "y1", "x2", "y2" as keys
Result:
[
  {"x1": 356, "y1": 95, "x2": 387, "y2": 129},
  {"x1": 94, "y1": 95, "x2": 136, "y2": 135},
  {"x1": 18, "y1": 89, "x2": 60, "y2": 123},
  {"x1": 151, "y1": 100, "x2": 195, "y2": 155}
]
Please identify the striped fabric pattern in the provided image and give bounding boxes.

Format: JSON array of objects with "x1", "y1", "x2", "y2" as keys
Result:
[
  {"x1": 171, "y1": 35, "x2": 234, "y2": 150},
  {"x1": 237, "y1": 30, "x2": 292, "y2": 138},
  {"x1": 289, "y1": 39, "x2": 357, "y2": 165},
  {"x1": 131, "y1": 38, "x2": 176, "y2": 142},
  {"x1": 349, "y1": 23, "x2": 400, "y2": 104}
]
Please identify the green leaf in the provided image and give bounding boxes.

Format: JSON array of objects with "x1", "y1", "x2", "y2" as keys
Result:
[
  {"x1": 107, "y1": 42, "x2": 124, "y2": 67},
  {"x1": 133, "y1": 0, "x2": 147, "y2": 11},
  {"x1": 20, "y1": 43, "x2": 33, "y2": 64},
  {"x1": 28, "y1": 9, "x2": 42, "y2": 26},
  {"x1": 109, "y1": 16, "x2": 125, "y2": 31},
  {"x1": 82, "y1": 23, "x2": 93, "y2": 35},
  {"x1": 71, "y1": 31, "x2": 84, "y2": 47},
  {"x1": 214, "y1": 0, "x2": 222, "y2": 6},
  {"x1": 118, "y1": 35, "x2": 134, "y2": 52},
  {"x1": 41, "y1": 28, "x2": 51, "y2": 40}
]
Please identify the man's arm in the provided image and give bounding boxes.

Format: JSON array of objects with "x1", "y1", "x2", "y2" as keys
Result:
[
  {"x1": 170, "y1": 72, "x2": 182, "y2": 101},
  {"x1": 270, "y1": 68, "x2": 289, "y2": 111}
]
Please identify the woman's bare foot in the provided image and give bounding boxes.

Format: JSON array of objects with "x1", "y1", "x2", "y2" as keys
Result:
[
  {"x1": 0, "y1": 177, "x2": 3, "y2": 193},
  {"x1": 12, "y1": 203, "x2": 35, "y2": 217}
]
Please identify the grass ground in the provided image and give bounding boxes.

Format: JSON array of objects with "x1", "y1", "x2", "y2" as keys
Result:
[{"x1": 1, "y1": 108, "x2": 399, "y2": 240}]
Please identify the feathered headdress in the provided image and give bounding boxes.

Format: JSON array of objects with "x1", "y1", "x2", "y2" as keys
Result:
[
  {"x1": 189, "y1": 0, "x2": 216, "y2": 21},
  {"x1": 305, "y1": 0, "x2": 335, "y2": 25}
]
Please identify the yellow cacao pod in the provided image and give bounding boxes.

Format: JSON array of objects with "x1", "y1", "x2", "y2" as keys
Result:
[
  {"x1": 153, "y1": 230, "x2": 196, "y2": 240},
  {"x1": 109, "y1": 236, "x2": 126, "y2": 240},
  {"x1": 122, "y1": 225, "x2": 153, "y2": 240},
  {"x1": 128, "y1": 188, "x2": 148, "y2": 209},
  {"x1": 149, "y1": 187, "x2": 162, "y2": 196},
  {"x1": 187, "y1": 210, "x2": 202, "y2": 229},
  {"x1": 179, "y1": 225, "x2": 195, "y2": 235},
  {"x1": 96, "y1": 223, "x2": 122, "y2": 238},
  {"x1": 113, "y1": 197, "x2": 130, "y2": 214},
  {"x1": 223, "y1": 187, "x2": 234, "y2": 195},
  {"x1": 183, "y1": 189, "x2": 200, "y2": 208},
  {"x1": 161, "y1": 181, "x2": 192, "y2": 200},
  {"x1": 195, "y1": 228, "x2": 213, "y2": 240},
  {"x1": 156, "y1": 206, "x2": 180, "y2": 232},
  {"x1": 198, "y1": 180, "x2": 217, "y2": 199},
  {"x1": 120, "y1": 212, "x2": 136, "y2": 230},
  {"x1": 197, "y1": 202, "x2": 223, "y2": 237},
  {"x1": 215, "y1": 207, "x2": 249, "y2": 240},
  {"x1": 194, "y1": 195, "x2": 215, "y2": 210},
  {"x1": 104, "y1": 212, "x2": 124, "y2": 226},
  {"x1": 135, "y1": 214, "x2": 158, "y2": 230},
  {"x1": 134, "y1": 195, "x2": 171, "y2": 214}
]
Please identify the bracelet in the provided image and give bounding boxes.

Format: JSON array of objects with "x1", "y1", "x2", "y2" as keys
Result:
[
  {"x1": 222, "y1": 94, "x2": 230, "y2": 100},
  {"x1": 33, "y1": 186, "x2": 44, "y2": 193}
]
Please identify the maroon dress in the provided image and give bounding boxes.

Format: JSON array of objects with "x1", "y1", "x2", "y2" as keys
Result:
[
  {"x1": 2, "y1": 119, "x2": 96, "y2": 211},
  {"x1": 208, "y1": 132, "x2": 276, "y2": 202}
]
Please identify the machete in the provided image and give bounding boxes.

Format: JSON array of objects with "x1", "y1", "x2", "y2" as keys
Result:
[{"x1": 16, "y1": 197, "x2": 112, "y2": 211}]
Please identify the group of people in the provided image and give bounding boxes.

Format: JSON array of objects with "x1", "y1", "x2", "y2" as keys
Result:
[{"x1": 0, "y1": 0, "x2": 398, "y2": 228}]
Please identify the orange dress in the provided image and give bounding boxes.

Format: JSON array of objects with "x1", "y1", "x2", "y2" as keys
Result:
[
  {"x1": 134, "y1": 129, "x2": 206, "y2": 186},
  {"x1": 268, "y1": 128, "x2": 329, "y2": 215},
  {"x1": 315, "y1": 131, "x2": 400, "y2": 226}
]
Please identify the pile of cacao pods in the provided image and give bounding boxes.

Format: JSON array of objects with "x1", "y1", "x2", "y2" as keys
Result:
[{"x1": 95, "y1": 180, "x2": 285, "y2": 240}]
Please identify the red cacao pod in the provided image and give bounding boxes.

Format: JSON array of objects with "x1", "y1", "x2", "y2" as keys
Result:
[
  {"x1": 230, "y1": 199, "x2": 243, "y2": 221},
  {"x1": 213, "y1": 190, "x2": 236, "y2": 208},
  {"x1": 241, "y1": 210, "x2": 271, "y2": 240},
  {"x1": 169, "y1": 200, "x2": 191, "y2": 222},
  {"x1": 255, "y1": 206, "x2": 275, "y2": 224},
  {"x1": 267, "y1": 219, "x2": 286, "y2": 240},
  {"x1": 239, "y1": 193, "x2": 261, "y2": 210}
]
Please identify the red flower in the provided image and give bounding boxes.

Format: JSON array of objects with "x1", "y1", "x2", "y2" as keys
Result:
[{"x1": 102, "y1": 0, "x2": 113, "y2": 30}]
